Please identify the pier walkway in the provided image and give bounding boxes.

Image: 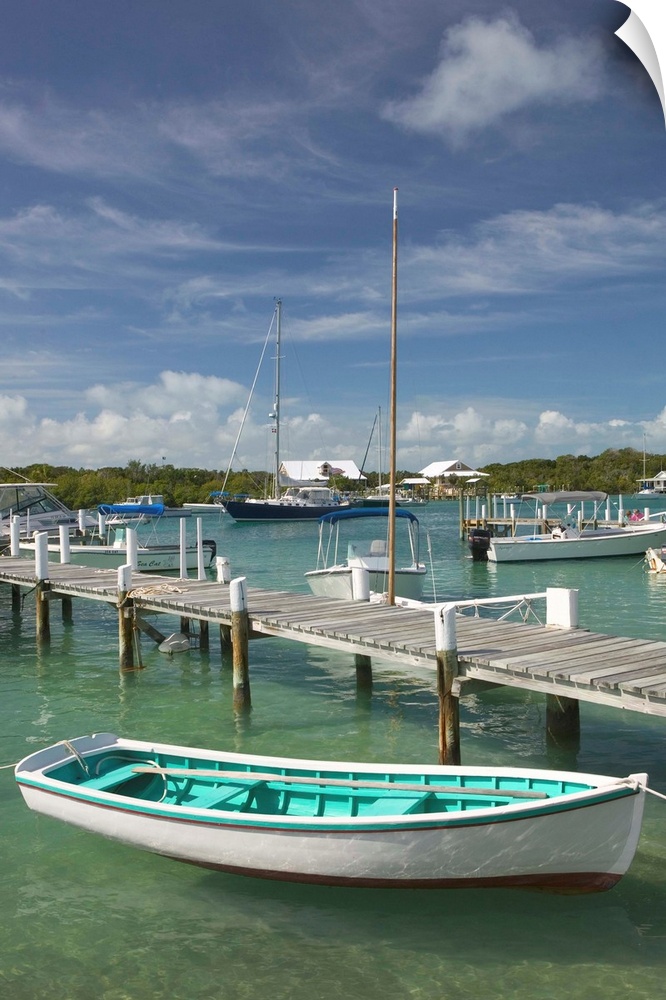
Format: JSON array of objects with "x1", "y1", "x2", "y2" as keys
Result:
[{"x1": 1, "y1": 557, "x2": 666, "y2": 718}]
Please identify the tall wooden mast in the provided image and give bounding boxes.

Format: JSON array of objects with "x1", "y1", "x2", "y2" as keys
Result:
[{"x1": 388, "y1": 188, "x2": 398, "y2": 605}]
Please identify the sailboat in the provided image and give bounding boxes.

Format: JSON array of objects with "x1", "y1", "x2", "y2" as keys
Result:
[
  {"x1": 636, "y1": 432, "x2": 656, "y2": 495},
  {"x1": 220, "y1": 300, "x2": 350, "y2": 523}
]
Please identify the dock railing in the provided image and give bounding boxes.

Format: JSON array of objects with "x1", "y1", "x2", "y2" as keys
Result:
[{"x1": 440, "y1": 587, "x2": 578, "y2": 629}]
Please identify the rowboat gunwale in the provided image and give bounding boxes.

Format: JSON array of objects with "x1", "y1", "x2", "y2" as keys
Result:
[{"x1": 15, "y1": 733, "x2": 645, "y2": 833}]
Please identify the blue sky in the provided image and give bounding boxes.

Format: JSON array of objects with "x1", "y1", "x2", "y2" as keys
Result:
[{"x1": 1, "y1": 0, "x2": 664, "y2": 475}]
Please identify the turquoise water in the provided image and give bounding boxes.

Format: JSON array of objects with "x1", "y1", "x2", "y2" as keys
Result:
[{"x1": 2, "y1": 501, "x2": 666, "y2": 999}]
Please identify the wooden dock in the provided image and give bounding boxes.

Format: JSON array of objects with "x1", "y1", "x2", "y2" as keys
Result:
[{"x1": 2, "y1": 557, "x2": 666, "y2": 719}]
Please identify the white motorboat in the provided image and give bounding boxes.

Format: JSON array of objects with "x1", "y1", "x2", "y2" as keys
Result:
[
  {"x1": 0, "y1": 481, "x2": 97, "y2": 539},
  {"x1": 305, "y1": 507, "x2": 426, "y2": 600},
  {"x1": 16, "y1": 528, "x2": 217, "y2": 573},
  {"x1": 477, "y1": 491, "x2": 666, "y2": 563}
]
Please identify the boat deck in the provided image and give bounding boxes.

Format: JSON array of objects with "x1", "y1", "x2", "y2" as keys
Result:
[{"x1": 2, "y1": 557, "x2": 666, "y2": 716}]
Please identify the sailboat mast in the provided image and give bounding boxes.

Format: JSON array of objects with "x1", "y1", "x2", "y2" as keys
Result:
[
  {"x1": 388, "y1": 188, "x2": 398, "y2": 605},
  {"x1": 271, "y1": 299, "x2": 282, "y2": 500}
]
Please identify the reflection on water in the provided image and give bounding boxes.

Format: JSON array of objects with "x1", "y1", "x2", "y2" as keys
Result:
[{"x1": 2, "y1": 501, "x2": 666, "y2": 998}]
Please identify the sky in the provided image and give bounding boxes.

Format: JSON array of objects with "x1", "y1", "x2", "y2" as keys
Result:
[{"x1": 1, "y1": 0, "x2": 665, "y2": 476}]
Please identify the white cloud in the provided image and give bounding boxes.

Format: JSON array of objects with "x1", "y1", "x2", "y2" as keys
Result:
[
  {"x1": 0, "y1": 376, "x2": 663, "y2": 472},
  {"x1": 85, "y1": 371, "x2": 247, "y2": 419},
  {"x1": 383, "y1": 15, "x2": 604, "y2": 143}
]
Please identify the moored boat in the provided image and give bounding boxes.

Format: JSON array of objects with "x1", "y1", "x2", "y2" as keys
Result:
[
  {"x1": 0, "y1": 481, "x2": 97, "y2": 539},
  {"x1": 305, "y1": 507, "x2": 426, "y2": 600},
  {"x1": 104, "y1": 496, "x2": 188, "y2": 521},
  {"x1": 15, "y1": 733, "x2": 647, "y2": 891},
  {"x1": 476, "y1": 491, "x2": 666, "y2": 563},
  {"x1": 16, "y1": 531, "x2": 217, "y2": 573},
  {"x1": 223, "y1": 486, "x2": 348, "y2": 522},
  {"x1": 219, "y1": 301, "x2": 351, "y2": 523}
]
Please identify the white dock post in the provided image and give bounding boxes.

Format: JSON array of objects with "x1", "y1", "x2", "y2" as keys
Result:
[
  {"x1": 546, "y1": 588, "x2": 579, "y2": 629},
  {"x1": 10, "y1": 515, "x2": 20, "y2": 556},
  {"x1": 196, "y1": 516, "x2": 205, "y2": 580},
  {"x1": 605, "y1": 499, "x2": 611, "y2": 522},
  {"x1": 77, "y1": 509, "x2": 87, "y2": 534},
  {"x1": 216, "y1": 556, "x2": 231, "y2": 583},
  {"x1": 58, "y1": 524, "x2": 71, "y2": 564},
  {"x1": 98, "y1": 511, "x2": 107, "y2": 540},
  {"x1": 35, "y1": 532, "x2": 51, "y2": 643},
  {"x1": 9, "y1": 516, "x2": 21, "y2": 610},
  {"x1": 618, "y1": 495, "x2": 624, "y2": 524},
  {"x1": 179, "y1": 518, "x2": 188, "y2": 578},
  {"x1": 230, "y1": 577, "x2": 251, "y2": 712},
  {"x1": 126, "y1": 527, "x2": 139, "y2": 571},
  {"x1": 644, "y1": 507, "x2": 650, "y2": 521},
  {"x1": 58, "y1": 525, "x2": 74, "y2": 623},
  {"x1": 434, "y1": 603, "x2": 461, "y2": 765},
  {"x1": 35, "y1": 532, "x2": 49, "y2": 582},
  {"x1": 351, "y1": 565, "x2": 370, "y2": 601}
]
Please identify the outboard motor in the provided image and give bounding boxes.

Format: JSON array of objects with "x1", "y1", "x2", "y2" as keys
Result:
[{"x1": 468, "y1": 528, "x2": 492, "y2": 562}]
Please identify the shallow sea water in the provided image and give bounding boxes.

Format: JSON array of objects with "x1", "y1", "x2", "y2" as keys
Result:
[{"x1": 2, "y1": 500, "x2": 666, "y2": 999}]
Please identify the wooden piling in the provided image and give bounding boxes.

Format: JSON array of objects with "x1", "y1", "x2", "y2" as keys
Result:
[
  {"x1": 35, "y1": 581, "x2": 51, "y2": 643},
  {"x1": 61, "y1": 595, "x2": 73, "y2": 624},
  {"x1": 355, "y1": 653, "x2": 373, "y2": 692},
  {"x1": 230, "y1": 577, "x2": 251, "y2": 713},
  {"x1": 546, "y1": 694, "x2": 581, "y2": 750},
  {"x1": 34, "y1": 533, "x2": 50, "y2": 644},
  {"x1": 117, "y1": 564, "x2": 136, "y2": 672},
  {"x1": 435, "y1": 604, "x2": 461, "y2": 765},
  {"x1": 219, "y1": 623, "x2": 232, "y2": 652},
  {"x1": 199, "y1": 619, "x2": 209, "y2": 651}
]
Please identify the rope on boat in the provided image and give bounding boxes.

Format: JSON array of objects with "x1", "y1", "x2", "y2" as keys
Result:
[{"x1": 644, "y1": 785, "x2": 666, "y2": 802}]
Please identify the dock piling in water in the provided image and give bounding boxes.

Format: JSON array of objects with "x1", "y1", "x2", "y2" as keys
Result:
[
  {"x1": 35, "y1": 533, "x2": 51, "y2": 643},
  {"x1": 117, "y1": 563, "x2": 136, "y2": 672},
  {"x1": 230, "y1": 576, "x2": 251, "y2": 713},
  {"x1": 435, "y1": 603, "x2": 461, "y2": 765}
]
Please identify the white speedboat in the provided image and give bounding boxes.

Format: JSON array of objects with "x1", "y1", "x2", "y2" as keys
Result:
[
  {"x1": 488, "y1": 522, "x2": 666, "y2": 562},
  {"x1": 15, "y1": 733, "x2": 647, "y2": 891},
  {"x1": 305, "y1": 507, "x2": 426, "y2": 600},
  {"x1": 0, "y1": 481, "x2": 96, "y2": 539},
  {"x1": 479, "y1": 491, "x2": 666, "y2": 563}
]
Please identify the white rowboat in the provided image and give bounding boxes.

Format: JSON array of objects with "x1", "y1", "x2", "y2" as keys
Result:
[{"x1": 15, "y1": 733, "x2": 647, "y2": 892}]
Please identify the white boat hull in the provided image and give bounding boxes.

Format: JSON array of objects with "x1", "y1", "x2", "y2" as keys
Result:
[
  {"x1": 306, "y1": 566, "x2": 426, "y2": 600},
  {"x1": 16, "y1": 735, "x2": 646, "y2": 891},
  {"x1": 18, "y1": 780, "x2": 644, "y2": 890},
  {"x1": 488, "y1": 523, "x2": 666, "y2": 562}
]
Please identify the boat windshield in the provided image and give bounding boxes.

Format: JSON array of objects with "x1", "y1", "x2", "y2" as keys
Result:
[{"x1": 0, "y1": 484, "x2": 70, "y2": 519}]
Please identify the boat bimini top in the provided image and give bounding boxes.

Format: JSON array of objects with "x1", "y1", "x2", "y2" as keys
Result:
[{"x1": 318, "y1": 507, "x2": 420, "y2": 526}]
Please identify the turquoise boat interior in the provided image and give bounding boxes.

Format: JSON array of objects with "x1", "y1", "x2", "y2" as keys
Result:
[{"x1": 40, "y1": 749, "x2": 603, "y2": 820}]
